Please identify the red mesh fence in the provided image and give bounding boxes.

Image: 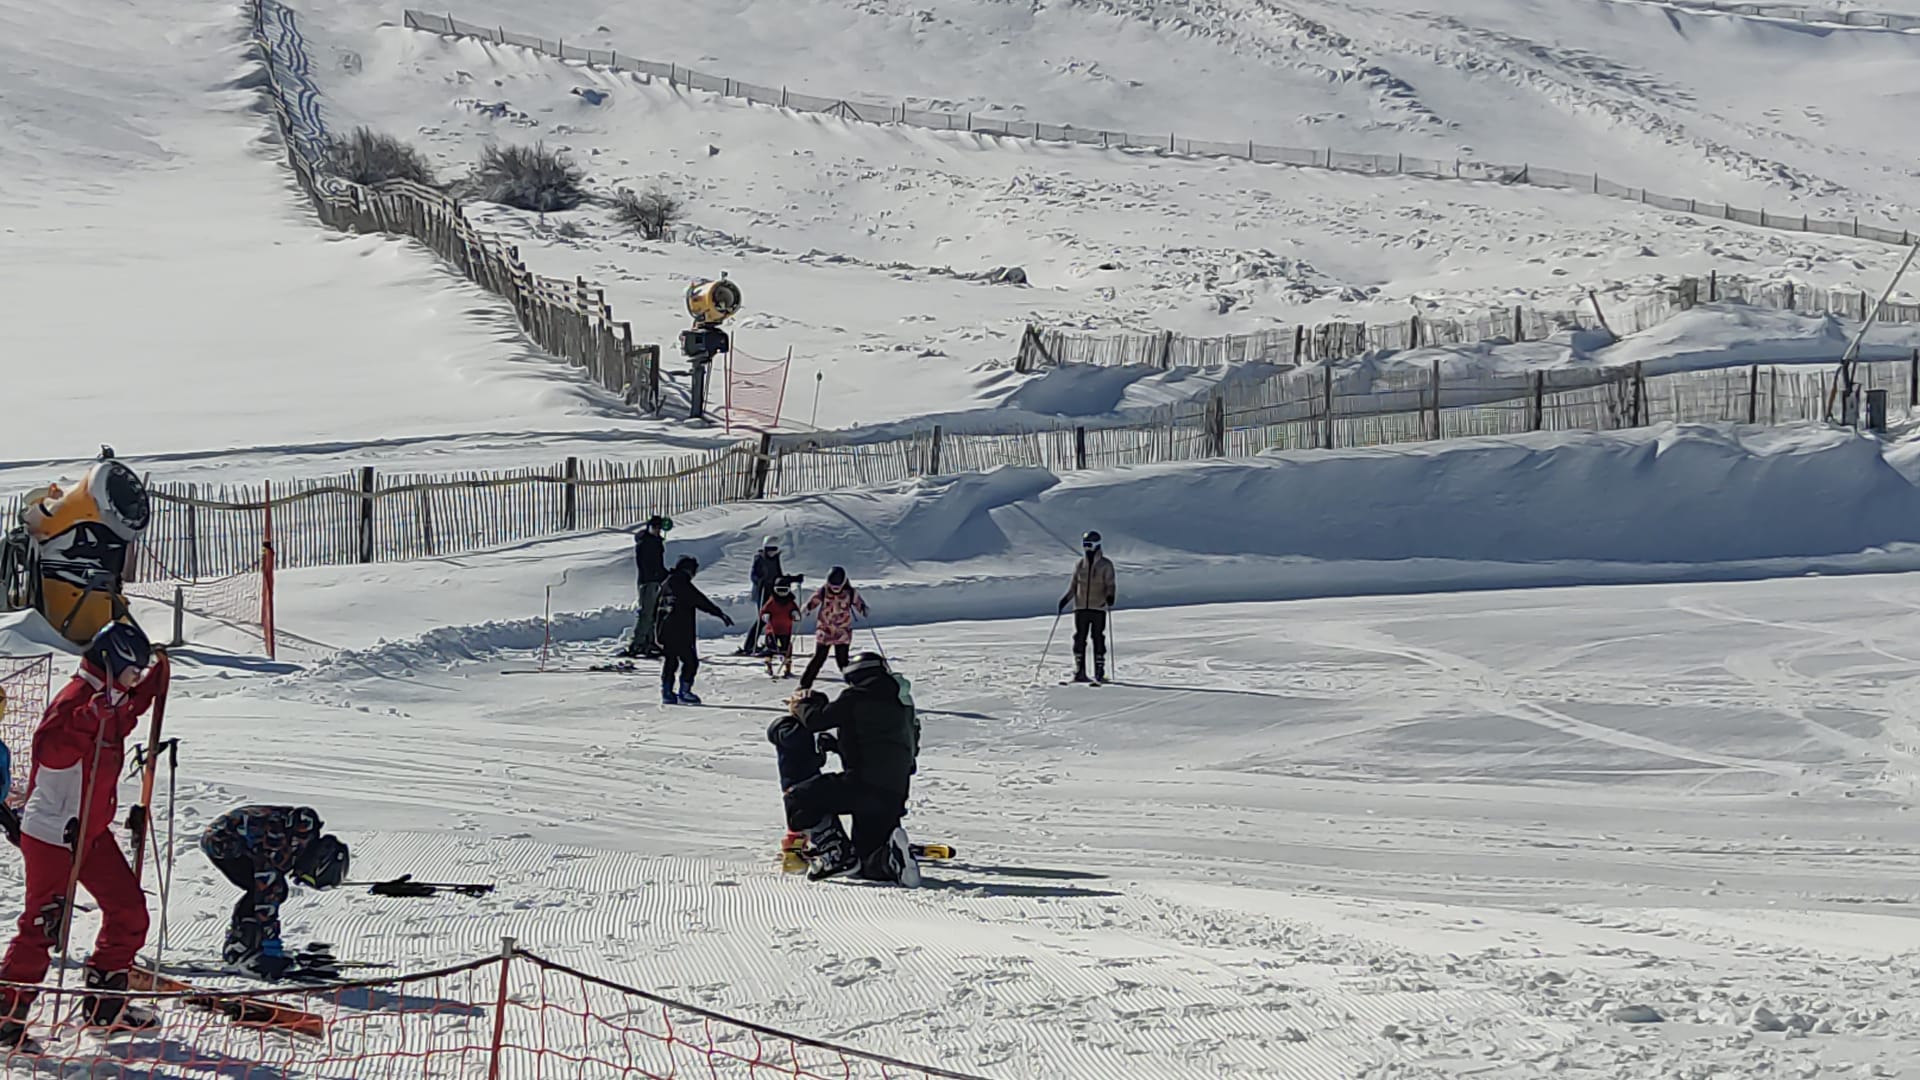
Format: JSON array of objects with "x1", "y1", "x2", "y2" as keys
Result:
[
  {"x1": 125, "y1": 539, "x2": 275, "y2": 659},
  {"x1": 0, "y1": 654, "x2": 52, "y2": 806},
  {"x1": 0, "y1": 945, "x2": 988, "y2": 1079},
  {"x1": 724, "y1": 349, "x2": 793, "y2": 434}
]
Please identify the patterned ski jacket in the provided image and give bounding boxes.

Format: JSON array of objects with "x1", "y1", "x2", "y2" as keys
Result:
[
  {"x1": 1063, "y1": 553, "x2": 1117, "y2": 612},
  {"x1": 803, "y1": 585, "x2": 867, "y2": 647}
]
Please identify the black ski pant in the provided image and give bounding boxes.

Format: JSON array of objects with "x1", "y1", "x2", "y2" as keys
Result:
[
  {"x1": 798, "y1": 642, "x2": 850, "y2": 689},
  {"x1": 660, "y1": 636, "x2": 699, "y2": 688},
  {"x1": 1072, "y1": 609, "x2": 1108, "y2": 670},
  {"x1": 768, "y1": 717, "x2": 906, "y2": 862},
  {"x1": 629, "y1": 580, "x2": 663, "y2": 653},
  {"x1": 741, "y1": 583, "x2": 769, "y2": 653},
  {"x1": 205, "y1": 851, "x2": 286, "y2": 962}
]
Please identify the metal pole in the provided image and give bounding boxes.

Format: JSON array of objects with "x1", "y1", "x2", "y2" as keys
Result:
[
  {"x1": 810, "y1": 371, "x2": 824, "y2": 428},
  {"x1": 1834, "y1": 242, "x2": 1919, "y2": 412},
  {"x1": 1031, "y1": 610, "x2": 1064, "y2": 685},
  {"x1": 486, "y1": 936, "x2": 517, "y2": 1080}
]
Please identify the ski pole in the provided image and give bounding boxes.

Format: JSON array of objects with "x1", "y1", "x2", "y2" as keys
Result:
[
  {"x1": 53, "y1": 704, "x2": 115, "y2": 1004},
  {"x1": 129, "y1": 653, "x2": 172, "y2": 881},
  {"x1": 1106, "y1": 610, "x2": 1116, "y2": 681},
  {"x1": 857, "y1": 611, "x2": 885, "y2": 658},
  {"x1": 1032, "y1": 609, "x2": 1064, "y2": 685},
  {"x1": 154, "y1": 737, "x2": 181, "y2": 974}
]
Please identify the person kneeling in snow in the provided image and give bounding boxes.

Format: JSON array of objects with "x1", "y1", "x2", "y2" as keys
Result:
[
  {"x1": 200, "y1": 806, "x2": 349, "y2": 979},
  {"x1": 768, "y1": 652, "x2": 920, "y2": 884},
  {"x1": 0, "y1": 622, "x2": 166, "y2": 1046}
]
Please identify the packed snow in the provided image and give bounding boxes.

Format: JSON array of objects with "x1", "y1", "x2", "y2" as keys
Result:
[{"x1": 5, "y1": 0, "x2": 1920, "y2": 1075}]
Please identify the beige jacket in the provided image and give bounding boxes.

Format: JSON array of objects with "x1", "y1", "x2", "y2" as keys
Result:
[{"x1": 1064, "y1": 553, "x2": 1116, "y2": 612}]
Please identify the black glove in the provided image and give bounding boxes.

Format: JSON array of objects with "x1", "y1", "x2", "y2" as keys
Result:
[
  {"x1": 815, "y1": 732, "x2": 839, "y2": 755},
  {"x1": 63, "y1": 817, "x2": 79, "y2": 849},
  {"x1": 125, "y1": 804, "x2": 148, "y2": 838},
  {"x1": 0, "y1": 805, "x2": 18, "y2": 847},
  {"x1": 721, "y1": 613, "x2": 735, "y2": 627},
  {"x1": 1058, "y1": 595, "x2": 1071, "y2": 613}
]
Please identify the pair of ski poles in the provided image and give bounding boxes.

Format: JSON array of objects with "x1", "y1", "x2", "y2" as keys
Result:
[{"x1": 1032, "y1": 607, "x2": 1117, "y2": 684}]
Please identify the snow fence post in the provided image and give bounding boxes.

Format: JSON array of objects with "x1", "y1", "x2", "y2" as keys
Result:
[
  {"x1": 171, "y1": 587, "x2": 185, "y2": 648},
  {"x1": 563, "y1": 457, "x2": 579, "y2": 529},
  {"x1": 358, "y1": 467, "x2": 376, "y2": 564},
  {"x1": 1074, "y1": 427, "x2": 1088, "y2": 470},
  {"x1": 1430, "y1": 356, "x2": 1442, "y2": 439},
  {"x1": 487, "y1": 936, "x2": 517, "y2": 1079},
  {"x1": 1748, "y1": 364, "x2": 1760, "y2": 424},
  {"x1": 752, "y1": 434, "x2": 774, "y2": 498},
  {"x1": 1910, "y1": 349, "x2": 1918, "y2": 409},
  {"x1": 1532, "y1": 371, "x2": 1545, "y2": 431},
  {"x1": 929, "y1": 424, "x2": 943, "y2": 475}
]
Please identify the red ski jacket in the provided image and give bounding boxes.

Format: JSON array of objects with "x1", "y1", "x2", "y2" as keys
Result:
[{"x1": 19, "y1": 662, "x2": 163, "y2": 849}]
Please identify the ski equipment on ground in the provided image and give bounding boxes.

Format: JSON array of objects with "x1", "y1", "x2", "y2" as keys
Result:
[{"x1": 348, "y1": 875, "x2": 495, "y2": 898}]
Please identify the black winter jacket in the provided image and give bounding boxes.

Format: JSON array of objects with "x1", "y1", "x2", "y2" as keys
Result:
[
  {"x1": 793, "y1": 668, "x2": 919, "y2": 796},
  {"x1": 635, "y1": 531, "x2": 667, "y2": 584},
  {"x1": 751, "y1": 550, "x2": 783, "y2": 594},
  {"x1": 654, "y1": 567, "x2": 725, "y2": 645}
]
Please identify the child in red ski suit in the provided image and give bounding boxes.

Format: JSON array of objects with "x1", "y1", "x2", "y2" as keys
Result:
[
  {"x1": 0, "y1": 622, "x2": 163, "y2": 1043},
  {"x1": 759, "y1": 578, "x2": 802, "y2": 678}
]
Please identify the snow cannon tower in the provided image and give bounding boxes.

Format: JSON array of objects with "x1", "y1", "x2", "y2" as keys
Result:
[
  {"x1": 0, "y1": 449, "x2": 151, "y2": 645},
  {"x1": 680, "y1": 275, "x2": 741, "y2": 422}
]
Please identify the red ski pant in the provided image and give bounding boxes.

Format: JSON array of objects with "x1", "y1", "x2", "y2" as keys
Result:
[{"x1": 0, "y1": 833, "x2": 148, "y2": 997}]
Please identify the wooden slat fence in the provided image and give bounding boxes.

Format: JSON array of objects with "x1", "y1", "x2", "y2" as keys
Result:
[{"x1": 252, "y1": 0, "x2": 661, "y2": 410}]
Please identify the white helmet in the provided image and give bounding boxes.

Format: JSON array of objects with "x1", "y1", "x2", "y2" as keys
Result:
[{"x1": 762, "y1": 535, "x2": 779, "y2": 551}]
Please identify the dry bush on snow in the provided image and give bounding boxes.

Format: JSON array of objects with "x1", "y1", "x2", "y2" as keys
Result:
[
  {"x1": 324, "y1": 127, "x2": 439, "y2": 187},
  {"x1": 612, "y1": 184, "x2": 681, "y2": 240},
  {"x1": 460, "y1": 142, "x2": 586, "y2": 212}
]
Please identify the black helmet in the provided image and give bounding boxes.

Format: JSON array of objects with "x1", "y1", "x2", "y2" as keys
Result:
[
  {"x1": 674, "y1": 555, "x2": 699, "y2": 576},
  {"x1": 827, "y1": 566, "x2": 848, "y2": 588},
  {"x1": 846, "y1": 651, "x2": 888, "y2": 677},
  {"x1": 645, "y1": 514, "x2": 671, "y2": 532},
  {"x1": 772, "y1": 578, "x2": 795, "y2": 597},
  {"x1": 293, "y1": 834, "x2": 350, "y2": 890},
  {"x1": 1082, "y1": 530, "x2": 1102, "y2": 550},
  {"x1": 85, "y1": 621, "x2": 151, "y2": 680}
]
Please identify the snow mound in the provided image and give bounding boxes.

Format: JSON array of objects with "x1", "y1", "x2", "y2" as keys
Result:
[{"x1": 278, "y1": 423, "x2": 1920, "y2": 667}]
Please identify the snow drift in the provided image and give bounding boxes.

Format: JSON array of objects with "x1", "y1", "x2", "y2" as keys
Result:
[{"x1": 222, "y1": 422, "x2": 1920, "y2": 671}]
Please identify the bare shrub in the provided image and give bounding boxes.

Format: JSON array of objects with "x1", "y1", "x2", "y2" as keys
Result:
[
  {"x1": 461, "y1": 142, "x2": 586, "y2": 212},
  {"x1": 612, "y1": 184, "x2": 682, "y2": 240},
  {"x1": 324, "y1": 127, "x2": 439, "y2": 187}
]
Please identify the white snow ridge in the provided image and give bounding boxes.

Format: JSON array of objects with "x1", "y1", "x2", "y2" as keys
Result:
[{"x1": 2, "y1": 0, "x2": 1919, "y2": 1077}]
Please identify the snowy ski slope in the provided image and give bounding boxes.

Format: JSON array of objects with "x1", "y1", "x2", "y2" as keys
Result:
[{"x1": 3, "y1": 0, "x2": 1920, "y2": 1074}]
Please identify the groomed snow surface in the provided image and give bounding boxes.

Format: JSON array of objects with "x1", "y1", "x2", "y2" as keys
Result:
[{"x1": 4, "y1": 425, "x2": 1914, "y2": 1078}]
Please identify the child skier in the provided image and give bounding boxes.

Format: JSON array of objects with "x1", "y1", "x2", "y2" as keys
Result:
[
  {"x1": 654, "y1": 555, "x2": 733, "y2": 704},
  {"x1": 759, "y1": 576, "x2": 803, "y2": 679},
  {"x1": 0, "y1": 622, "x2": 165, "y2": 1045},
  {"x1": 200, "y1": 805, "x2": 350, "y2": 979},
  {"x1": 798, "y1": 566, "x2": 868, "y2": 690}
]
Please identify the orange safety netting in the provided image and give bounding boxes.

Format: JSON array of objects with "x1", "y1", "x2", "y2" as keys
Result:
[
  {"x1": 0, "y1": 654, "x2": 51, "y2": 805},
  {"x1": 724, "y1": 349, "x2": 792, "y2": 434},
  {"x1": 0, "y1": 946, "x2": 989, "y2": 1079},
  {"x1": 124, "y1": 539, "x2": 277, "y2": 660}
]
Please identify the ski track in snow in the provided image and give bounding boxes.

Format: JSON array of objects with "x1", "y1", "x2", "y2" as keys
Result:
[{"x1": 40, "y1": 575, "x2": 1918, "y2": 1078}]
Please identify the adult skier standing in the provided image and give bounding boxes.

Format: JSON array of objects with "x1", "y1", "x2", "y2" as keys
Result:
[
  {"x1": 0, "y1": 622, "x2": 166, "y2": 1045},
  {"x1": 656, "y1": 555, "x2": 733, "y2": 704},
  {"x1": 621, "y1": 515, "x2": 670, "y2": 659},
  {"x1": 769, "y1": 652, "x2": 920, "y2": 884},
  {"x1": 798, "y1": 567, "x2": 868, "y2": 690},
  {"x1": 737, "y1": 537, "x2": 783, "y2": 656},
  {"x1": 1058, "y1": 530, "x2": 1117, "y2": 683},
  {"x1": 199, "y1": 805, "x2": 350, "y2": 979}
]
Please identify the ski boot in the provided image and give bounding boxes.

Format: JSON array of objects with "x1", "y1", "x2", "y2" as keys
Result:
[
  {"x1": 81, "y1": 968, "x2": 158, "y2": 1035},
  {"x1": 780, "y1": 830, "x2": 808, "y2": 873},
  {"x1": 1071, "y1": 655, "x2": 1091, "y2": 683},
  {"x1": 857, "y1": 826, "x2": 921, "y2": 888},
  {"x1": 1093, "y1": 656, "x2": 1107, "y2": 685},
  {"x1": 0, "y1": 993, "x2": 34, "y2": 1051},
  {"x1": 803, "y1": 818, "x2": 857, "y2": 881},
  {"x1": 661, "y1": 679, "x2": 678, "y2": 706},
  {"x1": 676, "y1": 678, "x2": 702, "y2": 705}
]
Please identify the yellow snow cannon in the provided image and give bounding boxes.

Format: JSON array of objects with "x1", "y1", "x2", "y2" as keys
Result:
[
  {"x1": 12, "y1": 454, "x2": 151, "y2": 644},
  {"x1": 685, "y1": 277, "x2": 742, "y2": 327}
]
